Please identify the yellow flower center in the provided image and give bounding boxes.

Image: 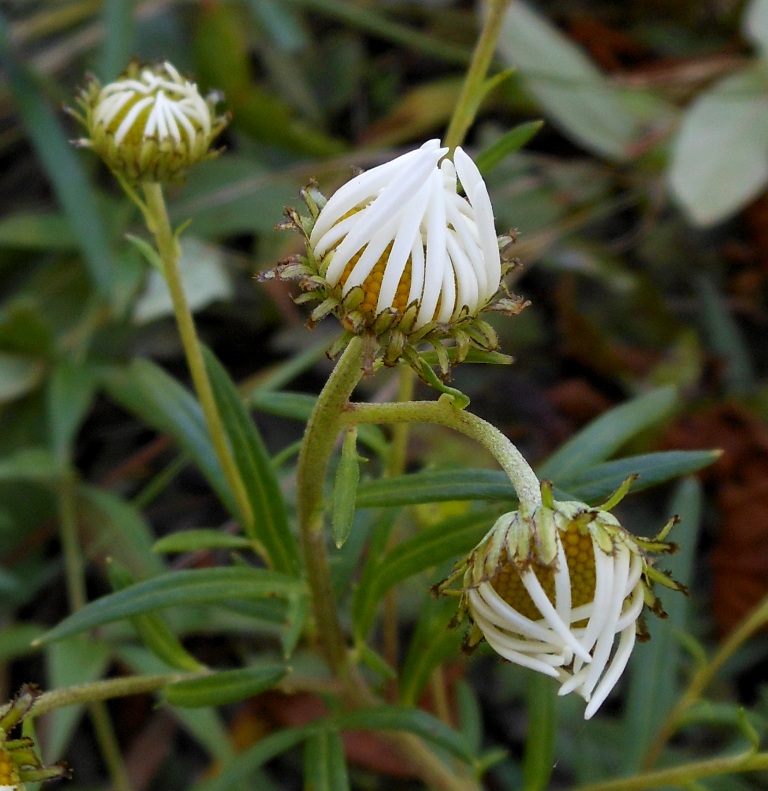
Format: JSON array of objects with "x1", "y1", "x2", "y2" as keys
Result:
[
  {"x1": 0, "y1": 748, "x2": 18, "y2": 786},
  {"x1": 489, "y1": 521, "x2": 597, "y2": 621},
  {"x1": 337, "y1": 244, "x2": 414, "y2": 316}
]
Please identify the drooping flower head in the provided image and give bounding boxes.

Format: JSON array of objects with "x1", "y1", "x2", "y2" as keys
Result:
[
  {"x1": 71, "y1": 61, "x2": 229, "y2": 182},
  {"x1": 436, "y1": 480, "x2": 685, "y2": 719},
  {"x1": 0, "y1": 686, "x2": 70, "y2": 790},
  {"x1": 269, "y1": 140, "x2": 527, "y2": 375}
]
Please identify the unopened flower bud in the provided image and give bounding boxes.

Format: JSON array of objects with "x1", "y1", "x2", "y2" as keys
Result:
[
  {"x1": 268, "y1": 140, "x2": 527, "y2": 373},
  {"x1": 72, "y1": 61, "x2": 229, "y2": 182},
  {"x1": 436, "y1": 480, "x2": 685, "y2": 719}
]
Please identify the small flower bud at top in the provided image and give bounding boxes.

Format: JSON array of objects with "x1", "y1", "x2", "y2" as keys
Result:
[
  {"x1": 269, "y1": 140, "x2": 528, "y2": 374},
  {"x1": 436, "y1": 481, "x2": 684, "y2": 719},
  {"x1": 72, "y1": 61, "x2": 229, "y2": 183}
]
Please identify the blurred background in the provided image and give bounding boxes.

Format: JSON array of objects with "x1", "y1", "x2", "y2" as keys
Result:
[{"x1": 2, "y1": 1, "x2": 768, "y2": 789}]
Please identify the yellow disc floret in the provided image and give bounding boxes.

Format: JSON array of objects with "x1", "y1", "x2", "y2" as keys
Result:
[{"x1": 489, "y1": 521, "x2": 597, "y2": 621}]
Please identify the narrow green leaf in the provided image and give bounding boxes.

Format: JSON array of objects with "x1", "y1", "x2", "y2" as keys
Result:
[
  {"x1": 336, "y1": 706, "x2": 475, "y2": 765},
  {"x1": 352, "y1": 507, "x2": 496, "y2": 640},
  {"x1": 0, "y1": 448, "x2": 59, "y2": 482},
  {"x1": 250, "y1": 390, "x2": 388, "y2": 457},
  {"x1": 202, "y1": 347, "x2": 300, "y2": 574},
  {"x1": 0, "y1": 212, "x2": 77, "y2": 250},
  {"x1": 522, "y1": 674, "x2": 557, "y2": 791},
  {"x1": 192, "y1": 727, "x2": 311, "y2": 791},
  {"x1": 303, "y1": 727, "x2": 350, "y2": 791},
  {"x1": 108, "y1": 561, "x2": 205, "y2": 673},
  {"x1": 0, "y1": 624, "x2": 45, "y2": 664},
  {"x1": 332, "y1": 427, "x2": 360, "y2": 549},
  {"x1": 164, "y1": 665, "x2": 288, "y2": 708},
  {"x1": 696, "y1": 276, "x2": 755, "y2": 394},
  {"x1": 101, "y1": 360, "x2": 235, "y2": 517},
  {"x1": 622, "y1": 477, "x2": 703, "y2": 770},
  {"x1": 0, "y1": 11, "x2": 114, "y2": 295},
  {"x1": 99, "y1": 0, "x2": 136, "y2": 80},
  {"x1": 153, "y1": 529, "x2": 255, "y2": 554},
  {"x1": 117, "y1": 646, "x2": 235, "y2": 763},
  {"x1": 560, "y1": 450, "x2": 719, "y2": 506},
  {"x1": 538, "y1": 387, "x2": 678, "y2": 480},
  {"x1": 456, "y1": 680, "x2": 483, "y2": 756},
  {"x1": 0, "y1": 352, "x2": 47, "y2": 403},
  {"x1": 475, "y1": 121, "x2": 544, "y2": 174},
  {"x1": 77, "y1": 484, "x2": 164, "y2": 578},
  {"x1": 356, "y1": 468, "x2": 514, "y2": 509},
  {"x1": 46, "y1": 636, "x2": 111, "y2": 760},
  {"x1": 46, "y1": 359, "x2": 96, "y2": 464},
  {"x1": 399, "y1": 594, "x2": 463, "y2": 706},
  {"x1": 35, "y1": 567, "x2": 304, "y2": 645}
]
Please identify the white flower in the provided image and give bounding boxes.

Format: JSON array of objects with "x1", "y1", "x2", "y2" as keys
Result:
[
  {"x1": 468, "y1": 514, "x2": 645, "y2": 719},
  {"x1": 437, "y1": 483, "x2": 683, "y2": 719},
  {"x1": 308, "y1": 139, "x2": 502, "y2": 329},
  {"x1": 72, "y1": 61, "x2": 228, "y2": 182}
]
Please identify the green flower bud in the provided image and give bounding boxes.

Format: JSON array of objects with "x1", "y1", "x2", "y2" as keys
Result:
[{"x1": 72, "y1": 61, "x2": 229, "y2": 183}]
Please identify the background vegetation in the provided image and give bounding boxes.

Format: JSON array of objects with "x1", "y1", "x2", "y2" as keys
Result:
[{"x1": 2, "y1": 0, "x2": 768, "y2": 789}]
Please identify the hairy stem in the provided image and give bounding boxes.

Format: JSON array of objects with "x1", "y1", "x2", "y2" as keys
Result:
[
  {"x1": 344, "y1": 397, "x2": 541, "y2": 506},
  {"x1": 140, "y1": 182, "x2": 255, "y2": 536},
  {"x1": 296, "y1": 337, "x2": 365, "y2": 674}
]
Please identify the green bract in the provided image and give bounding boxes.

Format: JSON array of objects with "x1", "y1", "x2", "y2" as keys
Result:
[{"x1": 71, "y1": 61, "x2": 229, "y2": 183}]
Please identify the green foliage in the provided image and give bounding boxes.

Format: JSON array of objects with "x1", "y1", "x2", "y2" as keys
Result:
[{"x1": 3, "y1": 2, "x2": 767, "y2": 790}]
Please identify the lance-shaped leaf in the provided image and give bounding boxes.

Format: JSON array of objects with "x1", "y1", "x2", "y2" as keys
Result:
[
  {"x1": 164, "y1": 665, "x2": 289, "y2": 708},
  {"x1": 35, "y1": 567, "x2": 305, "y2": 645},
  {"x1": 332, "y1": 427, "x2": 361, "y2": 549}
]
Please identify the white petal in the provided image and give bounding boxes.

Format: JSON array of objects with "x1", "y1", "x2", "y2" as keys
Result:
[
  {"x1": 583, "y1": 624, "x2": 637, "y2": 719},
  {"x1": 580, "y1": 547, "x2": 631, "y2": 699},
  {"x1": 470, "y1": 585, "x2": 564, "y2": 645},
  {"x1": 341, "y1": 217, "x2": 400, "y2": 295},
  {"x1": 376, "y1": 180, "x2": 433, "y2": 312},
  {"x1": 418, "y1": 168, "x2": 447, "y2": 327},
  {"x1": 113, "y1": 95, "x2": 154, "y2": 144},
  {"x1": 446, "y1": 232, "x2": 480, "y2": 315},
  {"x1": 310, "y1": 143, "x2": 444, "y2": 247},
  {"x1": 453, "y1": 146, "x2": 501, "y2": 299},
  {"x1": 520, "y1": 567, "x2": 593, "y2": 664}
]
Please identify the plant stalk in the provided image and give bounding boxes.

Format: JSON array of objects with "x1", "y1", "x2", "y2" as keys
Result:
[
  {"x1": 296, "y1": 337, "x2": 365, "y2": 674},
  {"x1": 344, "y1": 397, "x2": 541, "y2": 506},
  {"x1": 444, "y1": 0, "x2": 513, "y2": 151},
  {"x1": 140, "y1": 182, "x2": 255, "y2": 535},
  {"x1": 643, "y1": 590, "x2": 768, "y2": 768}
]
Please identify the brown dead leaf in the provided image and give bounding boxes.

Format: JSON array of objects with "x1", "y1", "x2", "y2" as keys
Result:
[{"x1": 664, "y1": 402, "x2": 768, "y2": 635}]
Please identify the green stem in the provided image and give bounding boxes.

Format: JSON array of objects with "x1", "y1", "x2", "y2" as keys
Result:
[
  {"x1": 58, "y1": 474, "x2": 86, "y2": 613},
  {"x1": 140, "y1": 182, "x2": 255, "y2": 535},
  {"x1": 522, "y1": 674, "x2": 557, "y2": 791},
  {"x1": 296, "y1": 337, "x2": 365, "y2": 674},
  {"x1": 573, "y1": 750, "x2": 768, "y2": 791},
  {"x1": 29, "y1": 674, "x2": 199, "y2": 720},
  {"x1": 56, "y1": 477, "x2": 135, "y2": 791},
  {"x1": 443, "y1": 0, "x2": 513, "y2": 151},
  {"x1": 643, "y1": 590, "x2": 768, "y2": 768},
  {"x1": 343, "y1": 397, "x2": 541, "y2": 506}
]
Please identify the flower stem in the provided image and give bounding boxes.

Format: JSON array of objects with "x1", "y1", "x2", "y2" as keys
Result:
[
  {"x1": 296, "y1": 337, "x2": 365, "y2": 674},
  {"x1": 140, "y1": 182, "x2": 255, "y2": 535},
  {"x1": 643, "y1": 590, "x2": 768, "y2": 768},
  {"x1": 444, "y1": 0, "x2": 513, "y2": 151},
  {"x1": 56, "y1": 476, "x2": 135, "y2": 791},
  {"x1": 343, "y1": 397, "x2": 541, "y2": 507},
  {"x1": 573, "y1": 750, "x2": 768, "y2": 791},
  {"x1": 29, "y1": 674, "x2": 200, "y2": 720}
]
